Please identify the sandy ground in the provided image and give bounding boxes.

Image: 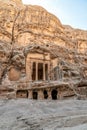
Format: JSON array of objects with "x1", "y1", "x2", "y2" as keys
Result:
[{"x1": 0, "y1": 99, "x2": 87, "y2": 130}]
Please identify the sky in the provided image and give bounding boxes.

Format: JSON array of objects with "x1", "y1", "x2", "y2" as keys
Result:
[{"x1": 22, "y1": 0, "x2": 87, "y2": 30}]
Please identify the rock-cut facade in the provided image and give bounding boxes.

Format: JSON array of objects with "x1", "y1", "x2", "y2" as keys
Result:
[{"x1": 0, "y1": 0, "x2": 87, "y2": 100}]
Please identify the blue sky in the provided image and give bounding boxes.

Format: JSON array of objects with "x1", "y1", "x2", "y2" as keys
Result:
[{"x1": 22, "y1": 0, "x2": 87, "y2": 30}]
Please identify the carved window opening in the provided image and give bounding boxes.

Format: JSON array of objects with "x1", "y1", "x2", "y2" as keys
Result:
[
  {"x1": 51, "y1": 89, "x2": 58, "y2": 100},
  {"x1": 32, "y1": 62, "x2": 36, "y2": 80},
  {"x1": 33, "y1": 91, "x2": 38, "y2": 99},
  {"x1": 38, "y1": 63, "x2": 43, "y2": 80},
  {"x1": 43, "y1": 90, "x2": 48, "y2": 99},
  {"x1": 45, "y1": 64, "x2": 48, "y2": 80}
]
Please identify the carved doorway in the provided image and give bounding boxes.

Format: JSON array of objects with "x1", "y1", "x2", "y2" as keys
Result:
[
  {"x1": 38, "y1": 63, "x2": 43, "y2": 80},
  {"x1": 51, "y1": 89, "x2": 58, "y2": 100},
  {"x1": 33, "y1": 91, "x2": 38, "y2": 99},
  {"x1": 45, "y1": 64, "x2": 48, "y2": 80},
  {"x1": 32, "y1": 62, "x2": 36, "y2": 80},
  {"x1": 16, "y1": 90, "x2": 28, "y2": 98},
  {"x1": 43, "y1": 90, "x2": 48, "y2": 99}
]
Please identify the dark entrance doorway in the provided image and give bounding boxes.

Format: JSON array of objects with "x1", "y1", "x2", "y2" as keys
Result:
[
  {"x1": 45, "y1": 64, "x2": 48, "y2": 80},
  {"x1": 33, "y1": 91, "x2": 38, "y2": 99},
  {"x1": 43, "y1": 90, "x2": 48, "y2": 99},
  {"x1": 38, "y1": 63, "x2": 43, "y2": 80},
  {"x1": 32, "y1": 62, "x2": 36, "y2": 81},
  {"x1": 16, "y1": 90, "x2": 28, "y2": 98},
  {"x1": 51, "y1": 89, "x2": 58, "y2": 100}
]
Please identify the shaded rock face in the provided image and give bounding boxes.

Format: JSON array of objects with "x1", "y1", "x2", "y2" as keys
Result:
[
  {"x1": 0, "y1": 0, "x2": 87, "y2": 99},
  {"x1": 0, "y1": 41, "x2": 11, "y2": 79}
]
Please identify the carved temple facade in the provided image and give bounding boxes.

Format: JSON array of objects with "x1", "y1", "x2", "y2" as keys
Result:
[
  {"x1": 15, "y1": 46, "x2": 75, "y2": 100},
  {"x1": 0, "y1": 44, "x2": 87, "y2": 100}
]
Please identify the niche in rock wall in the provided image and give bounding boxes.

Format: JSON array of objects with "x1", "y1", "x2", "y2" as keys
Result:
[
  {"x1": 8, "y1": 67, "x2": 21, "y2": 81},
  {"x1": 51, "y1": 89, "x2": 58, "y2": 100},
  {"x1": 16, "y1": 90, "x2": 28, "y2": 98},
  {"x1": 0, "y1": 52, "x2": 6, "y2": 61},
  {"x1": 83, "y1": 59, "x2": 87, "y2": 65}
]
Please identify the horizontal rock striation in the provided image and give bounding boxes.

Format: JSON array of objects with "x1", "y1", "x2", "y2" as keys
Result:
[{"x1": 0, "y1": 0, "x2": 87, "y2": 99}]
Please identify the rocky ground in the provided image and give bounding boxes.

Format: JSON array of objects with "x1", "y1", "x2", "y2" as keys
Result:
[{"x1": 0, "y1": 99, "x2": 87, "y2": 130}]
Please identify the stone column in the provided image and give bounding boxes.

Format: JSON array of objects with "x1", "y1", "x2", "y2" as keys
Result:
[
  {"x1": 28, "y1": 90, "x2": 32, "y2": 99},
  {"x1": 38, "y1": 90, "x2": 44, "y2": 100},
  {"x1": 57, "y1": 89, "x2": 59, "y2": 99},
  {"x1": 56, "y1": 67, "x2": 59, "y2": 80},
  {"x1": 31, "y1": 62, "x2": 33, "y2": 81},
  {"x1": 29, "y1": 61, "x2": 32, "y2": 81},
  {"x1": 36, "y1": 62, "x2": 38, "y2": 81},
  {"x1": 50, "y1": 61, "x2": 54, "y2": 80},
  {"x1": 58, "y1": 90, "x2": 63, "y2": 100},
  {"x1": 26, "y1": 59, "x2": 29, "y2": 81},
  {"x1": 26, "y1": 61, "x2": 32, "y2": 81},
  {"x1": 48, "y1": 89, "x2": 51, "y2": 99},
  {"x1": 43, "y1": 63, "x2": 45, "y2": 81},
  {"x1": 47, "y1": 62, "x2": 50, "y2": 81}
]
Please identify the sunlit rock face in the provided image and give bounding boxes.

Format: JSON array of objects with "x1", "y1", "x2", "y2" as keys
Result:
[
  {"x1": 64, "y1": 25, "x2": 87, "y2": 54},
  {"x1": 0, "y1": 0, "x2": 87, "y2": 99},
  {"x1": 14, "y1": 5, "x2": 64, "y2": 47},
  {"x1": 0, "y1": 0, "x2": 22, "y2": 4},
  {"x1": 0, "y1": 0, "x2": 87, "y2": 50},
  {"x1": 0, "y1": 0, "x2": 64, "y2": 47}
]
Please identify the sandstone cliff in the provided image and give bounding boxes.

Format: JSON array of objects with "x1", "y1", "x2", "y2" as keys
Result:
[{"x1": 0, "y1": 0, "x2": 87, "y2": 99}]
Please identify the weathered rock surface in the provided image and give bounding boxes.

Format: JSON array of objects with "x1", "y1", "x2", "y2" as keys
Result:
[
  {"x1": 0, "y1": 99, "x2": 87, "y2": 130},
  {"x1": 0, "y1": 1, "x2": 87, "y2": 129},
  {"x1": 0, "y1": 0, "x2": 87, "y2": 99}
]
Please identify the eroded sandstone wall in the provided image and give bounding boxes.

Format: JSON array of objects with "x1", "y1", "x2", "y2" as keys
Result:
[{"x1": 0, "y1": 0, "x2": 87, "y2": 99}]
